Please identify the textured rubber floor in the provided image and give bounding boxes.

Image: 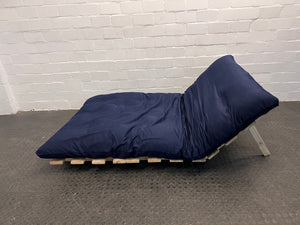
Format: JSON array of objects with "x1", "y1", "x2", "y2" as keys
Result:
[{"x1": 0, "y1": 102, "x2": 299, "y2": 225}]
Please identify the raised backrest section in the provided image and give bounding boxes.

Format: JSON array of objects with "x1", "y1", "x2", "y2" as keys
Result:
[{"x1": 182, "y1": 55, "x2": 278, "y2": 159}]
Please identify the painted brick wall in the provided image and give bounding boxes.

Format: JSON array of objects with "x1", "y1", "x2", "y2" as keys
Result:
[
  {"x1": 0, "y1": 71, "x2": 13, "y2": 114},
  {"x1": 0, "y1": 61, "x2": 16, "y2": 114},
  {"x1": 0, "y1": 0, "x2": 299, "y2": 114}
]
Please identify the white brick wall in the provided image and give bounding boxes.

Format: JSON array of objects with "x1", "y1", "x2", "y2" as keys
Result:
[
  {"x1": 0, "y1": 61, "x2": 16, "y2": 114},
  {"x1": 0, "y1": 0, "x2": 299, "y2": 114}
]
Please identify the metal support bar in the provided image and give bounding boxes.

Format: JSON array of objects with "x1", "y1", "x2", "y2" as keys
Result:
[{"x1": 249, "y1": 125, "x2": 271, "y2": 156}]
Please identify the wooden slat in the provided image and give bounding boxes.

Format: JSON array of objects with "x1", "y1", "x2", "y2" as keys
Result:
[
  {"x1": 225, "y1": 136, "x2": 238, "y2": 146},
  {"x1": 249, "y1": 125, "x2": 271, "y2": 156},
  {"x1": 169, "y1": 159, "x2": 184, "y2": 163},
  {"x1": 147, "y1": 158, "x2": 162, "y2": 163},
  {"x1": 192, "y1": 157, "x2": 207, "y2": 163},
  {"x1": 92, "y1": 159, "x2": 106, "y2": 165},
  {"x1": 246, "y1": 121, "x2": 256, "y2": 130},
  {"x1": 50, "y1": 159, "x2": 64, "y2": 165},
  {"x1": 113, "y1": 158, "x2": 140, "y2": 164},
  {"x1": 70, "y1": 159, "x2": 85, "y2": 165},
  {"x1": 208, "y1": 149, "x2": 220, "y2": 160},
  {"x1": 217, "y1": 144, "x2": 225, "y2": 150}
]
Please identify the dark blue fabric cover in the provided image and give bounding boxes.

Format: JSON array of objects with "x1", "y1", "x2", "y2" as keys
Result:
[{"x1": 36, "y1": 55, "x2": 278, "y2": 160}]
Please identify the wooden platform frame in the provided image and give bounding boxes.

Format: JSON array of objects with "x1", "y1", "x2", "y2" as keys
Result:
[{"x1": 49, "y1": 122, "x2": 270, "y2": 165}]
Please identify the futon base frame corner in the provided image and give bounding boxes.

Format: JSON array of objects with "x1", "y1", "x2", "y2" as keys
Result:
[{"x1": 49, "y1": 122, "x2": 270, "y2": 166}]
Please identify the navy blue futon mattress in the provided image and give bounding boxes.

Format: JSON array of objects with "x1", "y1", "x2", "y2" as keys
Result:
[{"x1": 36, "y1": 55, "x2": 278, "y2": 161}]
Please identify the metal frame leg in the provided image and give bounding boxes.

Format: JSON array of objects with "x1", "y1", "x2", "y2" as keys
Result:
[{"x1": 248, "y1": 125, "x2": 271, "y2": 156}]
